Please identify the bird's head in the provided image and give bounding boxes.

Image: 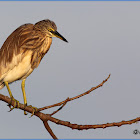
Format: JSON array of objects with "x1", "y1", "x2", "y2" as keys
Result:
[{"x1": 34, "y1": 19, "x2": 68, "y2": 42}]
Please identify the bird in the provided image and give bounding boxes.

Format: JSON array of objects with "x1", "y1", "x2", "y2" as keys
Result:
[{"x1": 0, "y1": 19, "x2": 68, "y2": 115}]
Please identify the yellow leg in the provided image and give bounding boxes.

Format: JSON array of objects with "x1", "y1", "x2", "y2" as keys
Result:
[
  {"x1": 5, "y1": 81, "x2": 13, "y2": 98},
  {"x1": 21, "y1": 79, "x2": 38, "y2": 117},
  {"x1": 4, "y1": 81, "x2": 19, "y2": 110},
  {"x1": 21, "y1": 79, "x2": 27, "y2": 105},
  {"x1": 21, "y1": 79, "x2": 28, "y2": 115}
]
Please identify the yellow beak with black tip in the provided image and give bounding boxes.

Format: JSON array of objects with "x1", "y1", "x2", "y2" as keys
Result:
[{"x1": 50, "y1": 30, "x2": 68, "y2": 43}]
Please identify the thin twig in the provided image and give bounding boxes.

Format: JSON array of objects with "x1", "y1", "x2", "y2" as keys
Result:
[
  {"x1": 38, "y1": 74, "x2": 111, "y2": 111},
  {"x1": 50, "y1": 97, "x2": 69, "y2": 116}
]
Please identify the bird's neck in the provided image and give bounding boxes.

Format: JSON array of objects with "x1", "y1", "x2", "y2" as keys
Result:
[
  {"x1": 41, "y1": 36, "x2": 52, "y2": 54},
  {"x1": 31, "y1": 37, "x2": 52, "y2": 69}
]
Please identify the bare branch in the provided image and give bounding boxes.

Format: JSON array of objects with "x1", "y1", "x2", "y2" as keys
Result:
[
  {"x1": 49, "y1": 116, "x2": 140, "y2": 130},
  {"x1": 1, "y1": 93, "x2": 139, "y2": 131},
  {"x1": 0, "y1": 88, "x2": 139, "y2": 139},
  {"x1": 1, "y1": 74, "x2": 138, "y2": 139},
  {"x1": 43, "y1": 121, "x2": 58, "y2": 139},
  {"x1": 38, "y1": 74, "x2": 111, "y2": 112},
  {"x1": 50, "y1": 97, "x2": 69, "y2": 116}
]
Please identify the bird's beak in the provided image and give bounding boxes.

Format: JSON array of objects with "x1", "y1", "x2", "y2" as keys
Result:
[{"x1": 50, "y1": 30, "x2": 68, "y2": 43}]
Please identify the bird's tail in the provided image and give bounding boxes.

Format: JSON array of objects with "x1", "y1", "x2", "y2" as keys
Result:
[{"x1": 0, "y1": 82, "x2": 5, "y2": 90}]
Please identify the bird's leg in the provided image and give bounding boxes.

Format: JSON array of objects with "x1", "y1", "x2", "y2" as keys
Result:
[
  {"x1": 21, "y1": 79, "x2": 28, "y2": 115},
  {"x1": 4, "y1": 81, "x2": 20, "y2": 110},
  {"x1": 21, "y1": 79, "x2": 38, "y2": 116}
]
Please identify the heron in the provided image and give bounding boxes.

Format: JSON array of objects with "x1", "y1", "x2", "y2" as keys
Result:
[{"x1": 0, "y1": 19, "x2": 68, "y2": 115}]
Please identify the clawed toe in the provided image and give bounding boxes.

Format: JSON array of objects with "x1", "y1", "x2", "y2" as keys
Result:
[
  {"x1": 7, "y1": 96, "x2": 38, "y2": 117},
  {"x1": 7, "y1": 97, "x2": 20, "y2": 112},
  {"x1": 28, "y1": 105, "x2": 38, "y2": 117}
]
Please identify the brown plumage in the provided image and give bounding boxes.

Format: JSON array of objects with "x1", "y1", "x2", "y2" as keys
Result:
[
  {"x1": 0, "y1": 19, "x2": 68, "y2": 115},
  {"x1": 0, "y1": 19, "x2": 67, "y2": 89}
]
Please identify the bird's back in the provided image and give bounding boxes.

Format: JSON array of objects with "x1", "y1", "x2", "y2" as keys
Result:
[
  {"x1": 0, "y1": 21, "x2": 54, "y2": 89},
  {"x1": 0, "y1": 24, "x2": 34, "y2": 82}
]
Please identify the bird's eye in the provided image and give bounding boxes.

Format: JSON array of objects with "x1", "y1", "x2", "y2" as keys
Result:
[
  {"x1": 48, "y1": 28, "x2": 51, "y2": 31},
  {"x1": 48, "y1": 28, "x2": 55, "y2": 32}
]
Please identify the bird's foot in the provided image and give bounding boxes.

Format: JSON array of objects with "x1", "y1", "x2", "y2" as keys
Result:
[
  {"x1": 28, "y1": 105, "x2": 38, "y2": 117},
  {"x1": 7, "y1": 96, "x2": 20, "y2": 112}
]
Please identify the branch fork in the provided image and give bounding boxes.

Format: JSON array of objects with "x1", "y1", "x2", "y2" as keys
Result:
[{"x1": 1, "y1": 74, "x2": 139, "y2": 139}]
